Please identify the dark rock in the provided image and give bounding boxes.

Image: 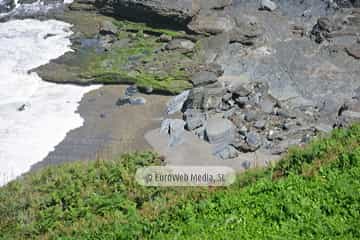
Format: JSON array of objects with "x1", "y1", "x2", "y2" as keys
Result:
[
  {"x1": 125, "y1": 85, "x2": 138, "y2": 96},
  {"x1": 116, "y1": 97, "x2": 130, "y2": 106},
  {"x1": 190, "y1": 71, "x2": 218, "y2": 87},
  {"x1": 17, "y1": 104, "x2": 27, "y2": 112},
  {"x1": 241, "y1": 132, "x2": 261, "y2": 152},
  {"x1": 96, "y1": 0, "x2": 196, "y2": 27}
]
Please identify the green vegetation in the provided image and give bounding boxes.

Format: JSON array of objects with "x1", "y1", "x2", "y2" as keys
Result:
[
  {"x1": 1, "y1": 125, "x2": 360, "y2": 239},
  {"x1": 77, "y1": 20, "x2": 198, "y2": 94}
]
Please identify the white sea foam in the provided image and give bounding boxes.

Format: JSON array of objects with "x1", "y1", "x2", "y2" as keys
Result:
[{"x1": 0, "y1": 19, "x2": 100, "y2": 186}]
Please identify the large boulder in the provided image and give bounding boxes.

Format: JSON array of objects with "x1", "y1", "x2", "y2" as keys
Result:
[
  {"x1": 95, "y1": 0, "x2": 198, "y2": 27},
  {"x1": 205, "y1": 117, "x2": 236, "y2": 145},
  {"x1": 94, "y1": 0, "x2": 233, "y2": 29}
]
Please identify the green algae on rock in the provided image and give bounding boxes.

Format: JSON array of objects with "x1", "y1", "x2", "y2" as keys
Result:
[{"x1": 36, "y1": 15, "x2": 203, "y2": 94}]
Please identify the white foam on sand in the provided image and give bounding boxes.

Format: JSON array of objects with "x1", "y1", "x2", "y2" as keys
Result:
[{"x1": 0, "y1": 19, "x2": 100, "y2": 186}]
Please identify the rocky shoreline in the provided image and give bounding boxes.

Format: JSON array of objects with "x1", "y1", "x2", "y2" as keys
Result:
[{"x1": 1, "y1": 0, "x2": 359, "y2": 170}]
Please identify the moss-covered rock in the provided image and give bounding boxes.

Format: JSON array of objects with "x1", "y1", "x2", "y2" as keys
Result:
[{"x1": 37, "y1": 12, "x2": 204, "y2": 94}]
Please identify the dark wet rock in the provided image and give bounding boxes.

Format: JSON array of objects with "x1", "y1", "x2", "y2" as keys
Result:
[
  {"x1": 165, "y1": 39, "x2": 195, "y2": 52},
  {"x1": 190, "y1": 71, "x2": 218, "y2": 87},
  {"x1": 161, "y1": 119, "x2": 186, "y2": 147},
  {"x1": 95, "y1": 0, "x2": 197, "y2": 27},
  {"x1": 184, "y1": 109, "x2": 206, "y2": 130},
  {"x1": 205, "y1": 117, "x2": 236, "y2": 145},
  {"x1": 125, "y1": 85, "x2": 138, "y2": 96},
  {"x1": 17, "y1": 104, "x2": 27, "y2": 112},
  {"x1": 260, "y1": 0, "x2": 277, "y2": 11},
  {"x1": 99, "y1": 20, "x2": 118, "y2": 35},
  {"x1": 116, "y1": 97, "x2": 130, "y2": 106}
]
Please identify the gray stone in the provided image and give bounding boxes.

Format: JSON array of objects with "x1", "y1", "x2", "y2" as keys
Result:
[
  {"x1": 254, "y1": 120, "x2": 267, "y2": 130},
  {"x1": 205, "y1": 117, "x2": 236, "y2": 145},
  {"x1": 235, "y1": 97, "x2": 249, "y2": 107},
  {"x1": 314, "y1": 123, "x2": 333, "y2": 133},
  {"x1": 215, "y1": 145, "x2": 239, "y2": 160},
  {"x1": 232, "y1": 85, "x2": 251, "y2": 97},
  {"x1": 159, "y1": 34, "x2": 172, "y2": 42},
  {"x1": 160, "y1": 119, "x2": 186, "y2": 147},
  {"x1": 341, "y1": 110, "x2": 360, "y2": 120},
  {"x1": 184, "y1": 109, "x2": 206, "y2": 130},
  {"x1": 260, "y1": 0, "x2": 277, "y2": 11},
  {"x1": 246, "y1": 132, "x2": 262, "y2": 150},
  {"x1": 165, "y1": 39, "x2": 195, "y2": 52},
  {"x1": 96, "y1": 0, "x2": 196, "y2": 27},
  {"x1": 244, "y1": 111, "x2": 259, "y2": 122},
  {"x1": 260, "y1": 96, "x2": 276, "y2": 114},
  {"x1": 166, "y1": 90, "x2": 190, "y2": 115},
  {"x1": 129, "y1": 97, "x2": 146, "y2": 105},
  {"x1": 191, "y1": 71, "x2": 218, "y2": 87},
  {"x1": 188, "y1": 12, "x2": 236, "y2": 34}
]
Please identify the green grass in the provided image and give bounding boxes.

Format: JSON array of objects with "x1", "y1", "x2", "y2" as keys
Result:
[{"x1": 1, "y1": 125, "x2": 360, "y2": 239}]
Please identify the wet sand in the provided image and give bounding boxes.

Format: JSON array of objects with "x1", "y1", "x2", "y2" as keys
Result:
[{"x1": 31, "y1": 85, "x2": 170, "y2": 171}]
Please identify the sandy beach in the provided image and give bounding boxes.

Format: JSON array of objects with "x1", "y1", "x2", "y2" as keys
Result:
[{"x1": 31, "y1": 85, "x2": 171, "y2": 171}]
